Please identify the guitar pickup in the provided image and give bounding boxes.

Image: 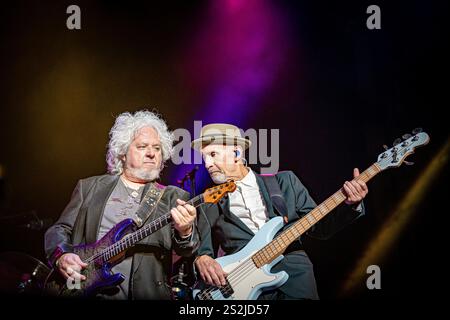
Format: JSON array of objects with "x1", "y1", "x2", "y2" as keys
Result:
[{"x1": 218, "y1": 282, "x2": 234, "y2": 298}]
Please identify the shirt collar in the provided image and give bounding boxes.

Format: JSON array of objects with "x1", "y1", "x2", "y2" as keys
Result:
[{"x1": 236, "y1": 169, "x2": 258, "y2": 188}]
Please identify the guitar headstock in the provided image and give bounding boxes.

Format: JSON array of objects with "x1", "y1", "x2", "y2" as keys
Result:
[
  {"x1": 376, "y1": 129, "x2": 430, "y2": 170},
  {"x1": 203, "y1": 180, "x2": 237, "y2": 204}
]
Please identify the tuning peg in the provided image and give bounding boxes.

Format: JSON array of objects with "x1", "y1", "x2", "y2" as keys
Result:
[
  {"x1": 383, "y1": 145, "x2": 389, "y2": 151},
  {"x1": 402, "y1": 134, "x2": 412, "y2": 140},
  {"x1": 412, "y1": 128, "x2": 422, "y2": 134},
  {"x1": 393, "y1": 138, "x2": 402, "y2": 146},
  {"x1": 404, "y1": 160, "x2": 414, "y2": 166}
]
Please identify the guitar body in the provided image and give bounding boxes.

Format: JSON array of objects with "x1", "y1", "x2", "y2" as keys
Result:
[
  {"x1": 43, "y1": 181, "x2": 238, "y2": 297},
  {"x1": 45, "y1": 218, "x2": 136, "y2": 297},
  {"x1": 193, "y1": 217, "x2": 289, "y2": 300}
]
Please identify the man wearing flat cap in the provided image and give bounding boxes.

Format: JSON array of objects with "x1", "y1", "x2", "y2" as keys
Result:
[{"x1": 192, "y1": 123, "x2": 368, "y2": 300}]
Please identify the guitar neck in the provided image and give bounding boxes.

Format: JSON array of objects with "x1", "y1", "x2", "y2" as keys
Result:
[
  {"x1": 252, "y1": 164, "x2": 381, "y2": 267},
  {"x1": 130, "y1": 194, "x2": 205, "y2": 244},
  {"x1": 105, "y1": 194, "x2": 205, "y2": 259}
]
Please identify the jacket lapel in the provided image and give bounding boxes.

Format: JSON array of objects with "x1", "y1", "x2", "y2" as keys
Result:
[
  {"x1": 219, "y1": 194, "x2": 255, "y2": 237},
  {"x1": 86, "y1": 175, "x2": 119, "y2": 243}
]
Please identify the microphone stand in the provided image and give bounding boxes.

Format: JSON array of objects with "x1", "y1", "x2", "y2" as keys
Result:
[
  {"x1": 188, "y1": 166, "x2": 198, "y2": 198},
  {"x1": 171, "y1": 166, "x2": 199, "y2": 300},
  {"x1": 176, "y1": 166, "x2": 199, "y2": 198}
]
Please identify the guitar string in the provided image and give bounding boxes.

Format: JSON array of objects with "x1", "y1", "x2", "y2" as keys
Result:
[
  {"x1": 82, "y1": 183, "x2": 231, "y2": 265},
  {"x1": 202, "y1": 194, "x2": 345, "y2": 300},
  {"x1": 201, "y1": 190, "x2": 363, "y2": 299},
  {"x1": 198, "y1": 141, "x2": 414, "y2": 299},
  {"x1": 198, "y1": 197, "x2": 352, "y2": 298},
  {"x1": 98, "y1": 196, "x2": 204, "y2": 259},
  {"x1": 198, "y1": 259, "x2": 254, "y2": 300},
  {"x1": 88, "y1": 213, "x2": 171, "y2": 263},
  {"x1": 83, "y1": 192, "x2": 210, "y2": 264},
  {"x1": 198, "y1": 191, "x2": 346, "y2": 299},
  {"x1": 84, "y1": 213, "x2": 172, "y2": 264}
]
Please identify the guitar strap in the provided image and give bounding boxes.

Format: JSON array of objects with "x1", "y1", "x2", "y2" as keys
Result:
[
  {"x1": 260, "y1": 174, "x2": 289, "y2": 224},
  {"x1": 133, "y1": 182, "x2": 166, "y2": 228}
]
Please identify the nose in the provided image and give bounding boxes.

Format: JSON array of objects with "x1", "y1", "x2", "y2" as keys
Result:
[
  {"x1": 146, "y1": 148, "x2": 155, "y2": 158},
  {"x1": 204, "y1": 156, "x2": 214, "y2": 169}
]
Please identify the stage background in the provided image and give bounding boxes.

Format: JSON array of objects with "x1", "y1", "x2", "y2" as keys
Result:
[{"x1": 0, "y1": 0, "x2": 448, "y2": 299}]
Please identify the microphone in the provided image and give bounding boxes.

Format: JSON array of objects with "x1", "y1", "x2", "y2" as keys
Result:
[
  {"x1": 187, "y1": 165, "x2": 199, "y2": 179},
  {"x1": 178, "y1": 166, "x2": 200, "y2": 196}
]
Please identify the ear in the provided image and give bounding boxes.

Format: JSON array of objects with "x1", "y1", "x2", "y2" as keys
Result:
[{"x1": 234, "y1": 146, "x2": 244, "y2": 161}]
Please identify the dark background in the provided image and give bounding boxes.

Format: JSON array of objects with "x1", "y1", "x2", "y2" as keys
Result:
[{"x1": 0, "y1": 0, "x2": 448, "y2": 300}]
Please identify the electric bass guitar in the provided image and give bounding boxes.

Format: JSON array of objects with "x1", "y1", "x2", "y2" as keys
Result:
[
  {"x1": 193, "y1": 130, "x2": 429, "y2": 300},
  {"x1": 44, "y1": 180, "x2": 236, "y2": 297}
]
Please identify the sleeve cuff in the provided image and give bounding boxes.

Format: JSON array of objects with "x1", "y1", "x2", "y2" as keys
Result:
[
  {"x1": 352, "y1": 202, "x2": 363, "y2": 212},
  {"x1": 47, "y1": 244, "x2": 73, "y2": 268},
  {"x1": 174, "y1": 231, "x2": 193, "y2": 242}
]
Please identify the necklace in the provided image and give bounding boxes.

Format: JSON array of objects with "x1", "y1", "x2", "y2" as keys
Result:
[{"x1": 122, "y1": 178, "x2": 142, "y2": 199}]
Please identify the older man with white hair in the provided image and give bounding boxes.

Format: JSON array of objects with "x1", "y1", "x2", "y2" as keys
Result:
[{"x1": 45, "y1": 110, "x2": 198, "y2": 299}]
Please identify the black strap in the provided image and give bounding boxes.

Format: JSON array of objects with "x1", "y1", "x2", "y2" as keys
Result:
[
  {"x1": 261, "y1": 174, "x2": 289, "y2": 224},
  {"x1": 133, "y1": 183, "x2": 166, "y2": 227}
]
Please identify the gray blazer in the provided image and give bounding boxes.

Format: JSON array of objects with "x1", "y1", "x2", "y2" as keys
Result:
[
  {"x1": 196, "y1": 171, "x2": 364, "y2": 299},
  {"x1": 45, "y1": 174, "x2": 199, "y2": 299}
]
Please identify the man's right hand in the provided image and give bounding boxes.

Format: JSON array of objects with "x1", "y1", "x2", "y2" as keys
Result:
[
  {"x1": 195, "y1": 255, "x2": 227, "y2": 287},
  {"x1": 56, "y1": 253, "x2": 88, "y2": 281}
]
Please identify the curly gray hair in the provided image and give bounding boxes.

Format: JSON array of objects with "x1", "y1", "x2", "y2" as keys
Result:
[{"x1": 106, "y1": 110, "x2": 174, "y2": 175}]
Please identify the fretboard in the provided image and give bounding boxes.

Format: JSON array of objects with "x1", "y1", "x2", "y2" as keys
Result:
[
  {"x1": 101, "y1": 194, "x2": 204, "y2": 261},
  {"x1": 252, "y1": 164, "x2": 381, "y2": 268}
]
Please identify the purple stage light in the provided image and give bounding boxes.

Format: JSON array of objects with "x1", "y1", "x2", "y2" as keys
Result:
[{"x1": 171, "y1": 0, "x2": 292, "y2": 190}]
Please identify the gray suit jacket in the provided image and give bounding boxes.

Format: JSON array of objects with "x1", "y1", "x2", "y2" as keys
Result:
[
  {"x1": 196, "y1": 171, "x2": 364, "y2": 299},
  {"x1": 45, "y1": 174, "x2": 199, "y2": 299}
]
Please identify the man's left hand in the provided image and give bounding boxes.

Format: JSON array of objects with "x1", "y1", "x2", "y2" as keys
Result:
[
  {"x1": 343, "y1": 168, "x2": 368, "y2": 205},
  {"x1": 171, "y1": 199, "x2": 196, "y2": 237}
]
